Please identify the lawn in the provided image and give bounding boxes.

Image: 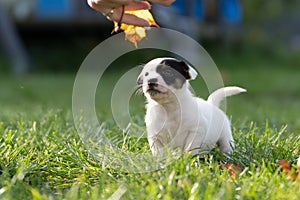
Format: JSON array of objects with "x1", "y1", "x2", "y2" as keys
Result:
[{"x1": 0, "y1": 51, "x2": 300, "y2": 199}]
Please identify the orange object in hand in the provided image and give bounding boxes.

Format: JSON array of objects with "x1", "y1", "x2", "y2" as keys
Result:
[{"x1": 113, "y1": 9, "x2": 159, "y2": 47}]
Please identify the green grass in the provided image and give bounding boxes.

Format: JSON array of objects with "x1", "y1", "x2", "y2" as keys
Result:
[{"x1": 1, "y1": 55, "x2": 300, "y2": 199}]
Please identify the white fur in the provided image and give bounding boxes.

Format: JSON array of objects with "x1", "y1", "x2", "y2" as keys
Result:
[
  {"x1": 138, "y1": 58, "x2": 246, "y2": 157},
  {"x1": 207, "y1": 86, "x2": 247, "y2": 107}
]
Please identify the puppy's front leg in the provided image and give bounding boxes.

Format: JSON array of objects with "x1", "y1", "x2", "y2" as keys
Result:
[
  {"x1": 183, "y1": 129, "x2": 207, "y2": 156},
  {"x1": 148, "y1": 136, "x2": 166, "y2": 157},
  {"x1": 217, "y1": 125, "x2": 235, "y2": 155},
  {"x1": 217, "y1": 138, "x2": 234, "y2": 155}
]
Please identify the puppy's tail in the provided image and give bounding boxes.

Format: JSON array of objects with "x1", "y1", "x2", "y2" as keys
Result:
[{"x1": 207, "y1": 86, "x2": 246, "y2": 107}]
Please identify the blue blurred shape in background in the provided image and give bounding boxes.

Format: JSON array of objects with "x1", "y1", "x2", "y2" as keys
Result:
[
  {"x1": 220, "y1": 0, "x2": 242, "y2": 24},
  {"x1": 170, "y1": 0, "x2": 242, "y2": 23},
  {"x1": 35, "y1": 0, "x2": 74, "y2": 19}
]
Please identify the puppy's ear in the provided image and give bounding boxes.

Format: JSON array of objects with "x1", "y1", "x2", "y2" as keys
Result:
[
  {"x1": 137, "y1": 74, "x2": 143, "y2": 85},
  {"x1": 179, "y1": 61, "x2": 198, "y2": 80},
  {"x1": 186, "y1": 63, "x2": 198, "y2": 80}
]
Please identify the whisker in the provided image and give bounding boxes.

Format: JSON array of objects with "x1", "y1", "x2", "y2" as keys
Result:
[{"x1": 134, "y1": 87, "x2": 143, "y2": 96}]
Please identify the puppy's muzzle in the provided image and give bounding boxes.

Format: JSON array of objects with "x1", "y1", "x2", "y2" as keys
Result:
[
  {"x1": 147, "y1": 78, "x2": 158, "y2": 89},
  {"x1": 146, "y1": 78, "x2": 162, "y2": 96}
]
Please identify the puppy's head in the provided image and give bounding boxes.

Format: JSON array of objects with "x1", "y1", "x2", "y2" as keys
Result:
[{"x1": 137, "y1": 58, "x2": 198, "y2": 103}]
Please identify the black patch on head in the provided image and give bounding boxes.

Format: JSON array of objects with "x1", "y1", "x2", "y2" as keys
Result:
[{"x1": 156, "y1": 59, "x2": 191, "y2": 89}]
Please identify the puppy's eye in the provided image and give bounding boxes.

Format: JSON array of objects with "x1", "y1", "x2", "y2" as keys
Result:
[{"x1": 145, "y1": 72, "x2": 149, "y2": 76}]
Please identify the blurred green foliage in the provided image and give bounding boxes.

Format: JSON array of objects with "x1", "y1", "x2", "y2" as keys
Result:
[{"x1": 243, "y1": 0, "x2": 300, "y2": 23}]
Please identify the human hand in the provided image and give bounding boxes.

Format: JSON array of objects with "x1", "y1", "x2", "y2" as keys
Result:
[
  {"x1": 147, "y1": 0, "x2": 174, "y2": 6},
  {"x1": 87, "y1": 0, "x2": 174, "y2": 26}
]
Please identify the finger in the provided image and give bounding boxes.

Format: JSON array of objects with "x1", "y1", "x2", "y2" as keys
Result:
[
  {"x1": 147, "y1": 0, "x2": 175, "y2": 6},
  {"x1": 124, "y1": 2, "x2": 151, "y2": 11},
  {"x1": 90, "y1": 1, "x2": 152, "y2": 26},
  {"x1": 88, "y1": 0, "x2": 128, "y2": 8},
  {"x1": 111, "y1": 11, "x2": 151, "y2": 26},
  {"x1": 101, "y1": 2, "x2": 151, "y2": 11},
  {"x1": 87, "y1": 0, "x2": 125, "y2": 12},
  {"x1": 107, "y1": 6, "x2": 151, "y2": 26},
  {"x1": 122, "y1": 13, "x2": 151, "y2": 26},
  {"x1": 89, "y1": 0, "x2": 151, "y2": 13}
]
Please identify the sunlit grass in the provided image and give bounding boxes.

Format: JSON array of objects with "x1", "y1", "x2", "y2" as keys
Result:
[{"x1": 0, "y1": 60, "x2": 300, "y2": 199}]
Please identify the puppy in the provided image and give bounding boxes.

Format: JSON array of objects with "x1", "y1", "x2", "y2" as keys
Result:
[{"x1": 137, "y1": 57, "x2": 246, "y2": 157}]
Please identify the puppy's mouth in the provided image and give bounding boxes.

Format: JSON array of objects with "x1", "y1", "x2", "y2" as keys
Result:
[{"x1": 146, "y1": 88, "x2": 161, "y2": 96}]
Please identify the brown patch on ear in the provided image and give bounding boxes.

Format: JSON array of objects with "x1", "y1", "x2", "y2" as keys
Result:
[{"x1": 179, "y1": 61, "x2": 192, "y2": 80}]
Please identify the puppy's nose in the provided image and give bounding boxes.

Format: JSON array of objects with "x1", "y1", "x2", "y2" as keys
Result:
[{"x1": 148, "y1": 78, "x2": 158, "y2": 87}]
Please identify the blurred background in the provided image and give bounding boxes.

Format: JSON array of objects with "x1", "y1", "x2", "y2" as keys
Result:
[
  {"x1": 0, "y1": 0, "x2": 299, "y2": 73},
  {"x1": 0, "y1": 0, "x2": 300, "y2": 130}
]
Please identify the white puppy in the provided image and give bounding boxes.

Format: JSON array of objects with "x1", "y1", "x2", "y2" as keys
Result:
[{"x1": 137, "y1": 57, "x2": 246, "y2": 157}]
